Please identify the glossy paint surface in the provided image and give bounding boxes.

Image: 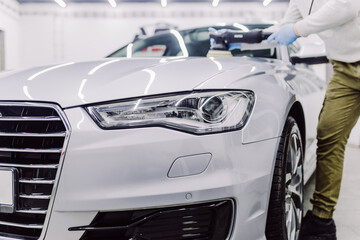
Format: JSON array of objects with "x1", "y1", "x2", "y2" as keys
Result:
[
  {"x1": 0, "y1": 57, "x2": 278, "y2": 108},
  {"x1": 0, "y1": 56, "x2": 320, "y2": 143}
]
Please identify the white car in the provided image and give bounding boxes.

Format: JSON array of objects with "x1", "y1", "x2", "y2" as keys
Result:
[{"x1": 0, "y1": 24, "x2": 326, "y2": 240}]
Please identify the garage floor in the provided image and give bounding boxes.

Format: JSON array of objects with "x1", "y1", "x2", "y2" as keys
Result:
[{"x1": 304, "y1": 144, "x2": 360, "y2": 240}]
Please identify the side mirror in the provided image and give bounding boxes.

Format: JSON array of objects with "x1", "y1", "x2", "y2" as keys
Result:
[{"x1": 290, "y1": 37, "x2": 329, "y2": 65}]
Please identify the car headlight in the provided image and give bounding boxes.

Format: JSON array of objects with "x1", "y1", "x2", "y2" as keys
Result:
[{"x1": 86, "y1": 90, "x2": 255, "y2": 134}]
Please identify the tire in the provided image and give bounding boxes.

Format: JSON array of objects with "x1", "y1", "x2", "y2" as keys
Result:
[{"x1": 265, "y1": 116, "x2": 304, "y2": 240}]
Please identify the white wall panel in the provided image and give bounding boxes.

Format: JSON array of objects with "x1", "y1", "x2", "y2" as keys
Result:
[
  {"x1": 349, "y1": 122, "x2": 360, "y2": 147},
  {"x1": 20, "y1": 13, "x2": 56, "y2": 68},
  {"x1": 0, "y1": 0, "x2": 20, "y2": 70}
]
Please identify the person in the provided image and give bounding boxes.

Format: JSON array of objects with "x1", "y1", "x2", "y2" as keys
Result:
[{"x1": 267, "y1": 0, "x2": 360, "y2": 239}]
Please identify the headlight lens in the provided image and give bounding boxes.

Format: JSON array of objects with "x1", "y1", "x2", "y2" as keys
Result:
[{"x1": 86, "y1": 90, "x2": 254, "y2": 134}]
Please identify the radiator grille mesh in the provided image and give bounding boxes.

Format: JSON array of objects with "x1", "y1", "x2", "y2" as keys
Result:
[{"x1": 0, "y1": 103, "x2": 68, "y2": 239}]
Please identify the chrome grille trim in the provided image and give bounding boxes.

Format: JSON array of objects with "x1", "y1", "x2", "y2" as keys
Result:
[
  {"x1": 0, "y1": 132, "x2": 66, "y2": 137},
  {"x1": 16, "y1": 209, "x2": 47, "y2": 215},
  {"x1": 0, "y1": 235, "x2": 29, "y2": 240},
  {"x1": 19, "y1": 179, "x2": 55, "y2": 185},
  {"x1": 0, "y1": 163, "x2": 58, "y2": 169},
  {"x1": 0, "y1": 102, "x2": 72, "y2": 240},
  {"x1": 0, "y1": 220, "x2": 43, "y2": 229},
  {"x1": 0, "y1": 148, "x2": 63, "y2": 153},
  {"x1": 0, "y1": 116, "x2": 61, "y2": 121},
  {"x1": 19, "y1": 194, "x2": 51, "y2": 200}
]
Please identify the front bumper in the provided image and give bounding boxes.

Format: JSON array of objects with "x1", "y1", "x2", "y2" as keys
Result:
[{"x1": 43, "y1": 107, "x2": 279, "y2": 240}]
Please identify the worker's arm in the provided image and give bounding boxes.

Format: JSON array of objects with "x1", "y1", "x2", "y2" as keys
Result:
[
  {"x1": 265, "y1": 0, "x2": 303, "y2": 45},
  {"x1": 296, "y1": 0, "x2": 360, "y2": 37},
  {"x1": 281, "y1": 0, "x2": 303, "y2": 25},
  {"x1": 265, "y1": 0, "x2": 303, "y2": 33}
]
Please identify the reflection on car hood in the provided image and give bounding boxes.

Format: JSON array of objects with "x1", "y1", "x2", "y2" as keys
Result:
[{"x1": 0, "y1": 57, "x2": 275, "y2": 108}]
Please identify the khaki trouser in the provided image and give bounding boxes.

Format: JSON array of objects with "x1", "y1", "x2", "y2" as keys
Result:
[{"x1": 311, "y1": 59, "x2": 360, "y2": 219}]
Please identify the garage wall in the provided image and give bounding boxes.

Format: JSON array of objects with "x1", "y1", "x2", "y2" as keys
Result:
[
  {"x1": 350, "y1": 123, "x2": 360, "y2": 146},
  {"x1": 0, "y1": 0, "x2": 20, "y2": 70},
  {"x1": 19, "y1": 2, "x2": 288, "y2": 68}
]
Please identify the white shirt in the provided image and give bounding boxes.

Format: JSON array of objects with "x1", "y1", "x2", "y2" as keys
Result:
[{"x1": 282, "y1": 0, "x2": 360, "y2": 63}]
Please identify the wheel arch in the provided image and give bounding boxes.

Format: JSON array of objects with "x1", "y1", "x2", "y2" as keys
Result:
[{"x1": 288, "y1": 101, "x2": 306, "y2": 156}]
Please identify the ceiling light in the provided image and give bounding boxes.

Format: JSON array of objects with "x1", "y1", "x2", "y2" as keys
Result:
[
  {"x1": 263, "y1": 0, "x2": 272, "y2": 6},
  {"x1": 212, "y1": 0, "x2": 219, "y2": 7},
  {"x1": 54, "y1": 0, "x2": 66, "y2": 8},
  {"x1": 108, "y1": 0, "x2": 117, "y2": 7},
  {"x1": 161, "y1": 0, "x2": 167, "y2": 7}
]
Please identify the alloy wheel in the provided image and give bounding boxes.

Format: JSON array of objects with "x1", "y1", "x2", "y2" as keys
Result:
[{"x1": 285, "y1": 131, "x2": 303, "y2": 240}]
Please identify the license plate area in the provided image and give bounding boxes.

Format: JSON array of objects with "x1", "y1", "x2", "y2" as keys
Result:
[{"x1": 0, "y1": 168, "x2": 16, "y2": 213}]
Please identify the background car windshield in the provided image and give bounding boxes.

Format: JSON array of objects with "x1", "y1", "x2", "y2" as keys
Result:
[{"x1": 108, "y1": 24, "x2": 276, "y2": 59}]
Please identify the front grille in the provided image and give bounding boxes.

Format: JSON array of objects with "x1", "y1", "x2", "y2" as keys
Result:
[
  {"x1": 0, "y1": 103, "x2": 69, "y2": 239},
  {"x1": 74, "y1": 200, "x2": 234, "y2": 240}
]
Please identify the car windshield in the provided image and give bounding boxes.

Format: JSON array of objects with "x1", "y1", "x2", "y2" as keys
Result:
[{"x1": 108, "y1": 24, "x2": 276, "y2": 59}]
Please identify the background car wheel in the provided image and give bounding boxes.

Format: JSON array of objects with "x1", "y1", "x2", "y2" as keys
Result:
[{"x1": 265, "y1": 116, "x2": 304, "y2": 240}]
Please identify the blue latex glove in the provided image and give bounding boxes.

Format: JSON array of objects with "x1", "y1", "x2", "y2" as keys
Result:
[
  {"x1": 209, "y1": 28, "x2": 227, "y2": 50},
  {"x1": 228, "y1": 43, "x2": 242, "y2": 51},
  {"x1": 267, "y1": 23, "x2": 298, "y2": 46}
]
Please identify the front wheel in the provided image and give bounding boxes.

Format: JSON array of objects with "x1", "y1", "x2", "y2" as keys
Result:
[{"x1": 265, "y1": 116, "x2": 304, "y2": 240}]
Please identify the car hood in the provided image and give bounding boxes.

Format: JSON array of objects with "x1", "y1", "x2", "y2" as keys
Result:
[{"x1": 0, "y1": 57, "x2": 276, "y2": 108}]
